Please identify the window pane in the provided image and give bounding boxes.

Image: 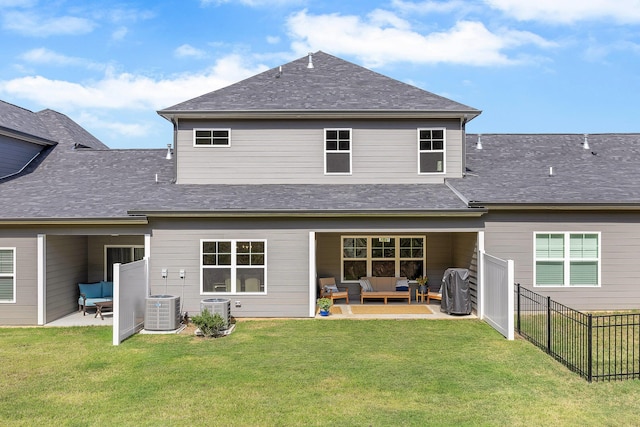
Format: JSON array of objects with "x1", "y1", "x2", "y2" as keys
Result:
[
  {"x1": 237, "y1": 254, "x2": 250, "y2": 265},
  {"x1": 134, "y1": 247, "x2": 145, "y2": 261},
  {"x1": 570, "y1": 262, "x2": 598, "y2": 285},
  {"x1": 326, "y1": 152, "x2": 350, "y2": 173},
  {"x1": 372, "y1": 261, "x2": 395, "y2": 277},
  {"x1": 195, "y1": 130, "x2": 211, "y2": 138},
  {"x1": 203, "y1": 254, "x2": 217, "y2": 265},
  {"x1": 400, "y1": 260, "x2": 423, "y2": 280},
  {"x1": 344, "y1": 260, "x2": 366, "y2": 280},
  {"x1": 203, "y1": 268, "x2": 231, "y2": 292},
  {"x1": 219, "y1": 241, "x2": 232, "y2": 253},
  {"x1": 213, "y1": 130, "x2": 228, "y2": 138},
  {"x1": 420, "y1": 152, "x2": 444, "y2": 173},
  {"x1": 203, "y1": 242, "x2": 217, "y2": 253},
  {"x1": 570, "y1": 234, "x2": 598, "y2": 259},
  {"x1": 432, "y1": 129, "x2": 444, "y2": 139},
  {"x1": 419, "y1": 141, "x2": 432, "y2": 151},
  {"x1": 338, "y1": 140, "x2": 350, "y2": 151},
  {"x1": 536, "y1": 234, "x2": 564, "y2": 258},
  {"x1": 326, "y1": 130, "x2": 337, "y2": 139},
  {"x1": 536, "y1": 261, "x2": 564, "y2": 286},
  {"x1": 251, "y1": 241, "x2": 264, "y2": 253},
  {"x1": 419, "y1": 130, "x2": 430, "y2": 139},
  {"x1": 0, "y1": 250, "x2": 13, "y2": 274},
  {"x1": 338, "y1": 130, "x2": 350, "y2": 139},
  {"x1": 251, "y1": 254, "x2": 264, "y2": 265},
  {"x1": 238, "y1": 268, "x2": 264, "y2": 292},
  {"x1": 0, "y1": 277, "x2": 13, "y2": 300}
]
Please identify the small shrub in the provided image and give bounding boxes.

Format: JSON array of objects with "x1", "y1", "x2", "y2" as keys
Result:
[{"x1": 191, "y1": 308, "x2": 227, "y2": 338}]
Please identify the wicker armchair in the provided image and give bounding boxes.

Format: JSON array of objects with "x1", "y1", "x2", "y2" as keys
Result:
[{"x1": 318, "y1": 277, "x2": 349, "y2": 304}]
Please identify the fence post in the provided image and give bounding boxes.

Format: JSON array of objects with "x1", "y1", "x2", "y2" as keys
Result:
[
  {"x1": 587, "y1": 314, "x2": 593, "y2": 382},
  {"x1": 516, "y1": 283, "x2": 521, "y2": 334},
  {"x1": 547, "y1": 296, "x2": 552, "y2": 355}
]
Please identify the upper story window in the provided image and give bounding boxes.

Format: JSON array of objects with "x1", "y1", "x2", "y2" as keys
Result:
[
  {"x1": 418, "y1": 128, "x2": 445, "y2": 174},
  {"x1": 194, "y1": 129, "x2": 231, "y2": 147},
  {"x1": 534, "y1": 232, "x2": 600, "y2": 287},
  {"x1": 325, "y1": 129, "x2": 351, "y2": 174},
  {"x1": 0, "y1": 248, "x2": 16, "y2": 303}
]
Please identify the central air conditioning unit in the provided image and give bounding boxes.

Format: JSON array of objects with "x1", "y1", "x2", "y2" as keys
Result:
[
  {"x1": 200, "y1": 298, "x2": 231, "y2": 328},
  {"x1": 145, "y1": 295, "x2": 181, "y2": 331}
]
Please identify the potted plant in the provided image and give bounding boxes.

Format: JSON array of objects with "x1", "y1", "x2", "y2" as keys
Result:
[
  {"x1": 317, "y1": 297, "x2": 332, "y2": 316},
  {"x1": 416, "y1": 276, "x2": 428, "y2": 294}
]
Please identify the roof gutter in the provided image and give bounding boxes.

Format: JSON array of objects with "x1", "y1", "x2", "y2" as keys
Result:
[
  {"x1": 468, "y1": 202, "x2": 640, "y2": 211},
  {"x1": 0, "y1": 217, "x2": 149, "y2": 226},
  {"x1": 157, "y1": 109, "x2": 482, "y2": 121},
  {"x1": 127, "y1": 209, "x2": 487, "y2": 218}
]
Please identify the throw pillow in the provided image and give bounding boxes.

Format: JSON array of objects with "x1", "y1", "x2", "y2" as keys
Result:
[
  {"x1": 359, "y1": 279, "x2": 373, "y2": 292},
  {"x1": 324, "y1": 285, "x2": 339, "y2": 293}
]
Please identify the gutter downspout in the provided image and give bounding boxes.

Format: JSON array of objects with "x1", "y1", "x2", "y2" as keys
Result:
[
  {"x1": 171, "y1": 118, "x2": 178, "y2": 184},
  {"x1": 0, "y1": 151, "x2": 41, "y2": 181}
]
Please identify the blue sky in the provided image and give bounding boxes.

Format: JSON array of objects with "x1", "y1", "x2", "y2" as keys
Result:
[{"x1": 1, "y1": 0, "x2": 639, "y2": 149}]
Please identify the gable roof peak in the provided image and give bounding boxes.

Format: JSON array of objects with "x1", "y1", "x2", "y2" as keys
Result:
[{"x1": 158, "y1": 51, "x2": 480, "y2": 118}]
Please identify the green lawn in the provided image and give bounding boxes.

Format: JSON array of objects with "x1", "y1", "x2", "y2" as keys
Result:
[{"x1": 2, "y1": 319, "x2": 640, "y2": 426}]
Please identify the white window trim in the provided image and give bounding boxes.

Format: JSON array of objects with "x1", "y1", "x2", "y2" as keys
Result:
[
  {"x1": 533, "y1": 232, "x2": 601, "y2": 287},
  {"x1": 341, "y1": 236, "x2": 426, "y2": 282},
  {"x1": 193, "y1": 128, "x2": 231, "y2": 147},
  {"x1": 0, "y1": 247, "x2": 16, "y2": 303},
  {"x1": 324, "y1": 128, "x2": 352, "y2": 175},
  {"x1": 200, "y1": 239, "x2": 267, "y2": 295},
  {"x1": 417, "y1": 128, "x2": 446, "y2": 175}
]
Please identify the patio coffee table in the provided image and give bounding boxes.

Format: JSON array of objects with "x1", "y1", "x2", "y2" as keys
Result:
[{"x1": 94, "y1": 301, "x2": 113, "y2": 320}]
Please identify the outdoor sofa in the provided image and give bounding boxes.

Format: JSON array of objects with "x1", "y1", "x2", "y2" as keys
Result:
[
  {"x1": 78, "y1": 281, "x2": 113, "y2": 315},
  {"x1": 359, "y1": 276, "x2": 411, "y2": 304}
]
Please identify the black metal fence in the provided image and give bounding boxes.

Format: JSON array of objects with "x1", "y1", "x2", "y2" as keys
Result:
[{"x1": 515, "y1": 284, "x2": 640, "y2": 382}]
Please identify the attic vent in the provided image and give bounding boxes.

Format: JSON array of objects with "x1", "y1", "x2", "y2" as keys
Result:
[
  {"x1": 307, "y1": 52, "x2": 314, "y2": 69},
  {"x1": 476, "y1": 134, "x2": 483, "y2": 150},
  {"x1": 549, "y1": 166, "x2": 554, "y2": 176},
  {"x1": 583, "y1": 134, "x2": 590, "y2": 150}
]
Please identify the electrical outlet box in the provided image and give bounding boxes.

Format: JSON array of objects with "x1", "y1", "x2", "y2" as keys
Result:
[
  {"x1": 161, "y1": 268, "x2": 168, "y2": 279},
  {"x1": 235, "y1": 301, "x2": 242, "y2": 308},
  {"x1": 179, "y1": 269, "x2": 185, "y2": 279}
]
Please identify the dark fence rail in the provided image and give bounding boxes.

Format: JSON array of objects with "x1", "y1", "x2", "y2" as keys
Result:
[{"x1": 515, "y1": 284, "x2": 640, "y2": 382}]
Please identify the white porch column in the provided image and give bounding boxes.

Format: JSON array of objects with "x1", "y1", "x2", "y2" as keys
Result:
[
  {"x1": 37, "y1": 234, "x2": 46, "y2": 325},
  {"x1": 309, "y1": 232, "x2": 317, "y2": 317},
  {"x1": 144, "y1": 234, "x2": 151, "y2": 296},
  {"x1": 477, "y1": 231, "x2": 485, "y2": 320}
]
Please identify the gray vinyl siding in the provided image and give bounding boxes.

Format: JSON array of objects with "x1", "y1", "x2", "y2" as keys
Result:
[
  {"x1": 149, "y1": 219, "x2": 311, "y2": 317},
  {"x1": 175, "y1": 119, "x2": 463, "y2": 184},
  {"x1": 0, "y1": 234, "x2": 37, "y2": 325},
  {"x1": 483, "y1": 211, "x2": 640, "y2": 311},
  {"x1": 0, "y1": 135, "x2": 43, "y2": 178},
  {"x1": 45, "y1": 235, "x2": 88, "y2": 322},
  {"x1": 148, "y1": 217, "x2": 482, "y2": 317}
]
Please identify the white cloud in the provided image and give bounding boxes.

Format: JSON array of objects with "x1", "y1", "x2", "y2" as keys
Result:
[
  {"x1": 77, "y1": 112, "x2": 150, "y2": 138},
  {"x1": 111, "y1": 26, "x2": 128, "y2": 41},
  {"x1": 287, "y1": 10, "x2": 554, "y2": 67},
  {"x1": 174, "y1": 44, "x2": 207, "y2": 59},
  {"x1": 266, "y1": 35, "x2": 281, "y2": 44},
  {"x1": 485, "y1": 0, "x2": 640, "y2": 24},
  {"x1": 0, "y1": 54, "x2": 268, "y2": 112},
  {"x1": 2, "y1": 10, "x2": 95, "y2": 36},
  {"x1": 20, "y1": 48, "x2": 81, "y2": 66},
  {"x1": 0, "y1": 0, "x2": 35, "y2": 7},
  {"x1": 391, "y1": 0, "x2": 477, "y2": 15},
  {"x1": 201, "y1": 0, "x2": 305, "y2": 6}
]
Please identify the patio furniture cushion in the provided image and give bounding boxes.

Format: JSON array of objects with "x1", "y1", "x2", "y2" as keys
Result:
[
  {"x1": 395, "y1": 279, "x2": 409, "y2": 291},
  {"x1": 78, "y1": 297, "x2": 111, "y2": 307},
  {"x1": 102, "y1": 281, "x2": 113, "y2": 297},
  {"x1": 359, "y1": 279, "x2": 373, "y2": 292},
  {"x1": 78, "y1": 283, "x2": 102, "y2": 299}
]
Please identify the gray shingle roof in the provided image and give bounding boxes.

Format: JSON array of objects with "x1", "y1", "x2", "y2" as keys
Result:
[
  {"x1": 0, "y1": 100, "x2": 56, "y2": 144},
  {"x1": 37, "y1": 109, "x2": 108, "y2": 150},
  {"x1": 0, "y1": 142, "x2": 471, "y2": 219},
  {"x1": 159, "y1": 51, "x2": 480, "y2": 115},
  {"x1": 450, "y1": 133, "x2": 640, "y2": 205}
]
